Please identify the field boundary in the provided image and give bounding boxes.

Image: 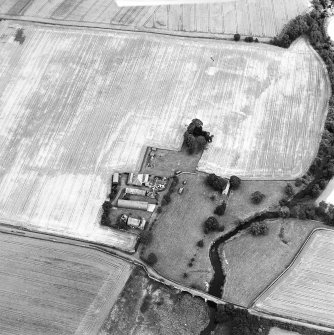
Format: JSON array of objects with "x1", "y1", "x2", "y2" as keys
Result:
[
  {"x1": 250, "y1": 227, "x2": 334, "y2": 328},
  {"x1": 0, "y1": 14, "x2": 272, "y2": 42}
]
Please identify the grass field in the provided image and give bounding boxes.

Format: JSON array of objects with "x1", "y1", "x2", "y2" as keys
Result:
[
  {"x1": 253, "y1": 228, "x2": 334, "y2": 328},
  {"x1": 0, "y1": 0, "x2": 310, "y2": 39},
  {"x1": 220, "y1": 219, "x2": 325, "y2": 307},
  {"x1": 0, "y1": 232, "x2": 133, "y2": 335},
  {"x1": 99, "y1": 267, "x2": 210, "y2": 335},
  {"x1": 142, "y1": 173, "x2": 226, "y2": 291},
  {"x1": 0, "y1": 23, "x2": 329, "y2": 247}
]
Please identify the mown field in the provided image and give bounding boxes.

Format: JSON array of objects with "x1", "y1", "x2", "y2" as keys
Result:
[
  {"x1": 0, "y1": 0, "x2": 310, "y2": 38},
  {"x1": 0, "y1": 232, "x2": 133, "y2": 335},
  {"x1": 220, "y1": 219, "x2": 324, "y2": 307},
  {"x1": 0, "y1": 24, "x2": 329, "y2": 246},
  {"x1": 253, "y1": 229, "x2": 334, "y2": 328}
]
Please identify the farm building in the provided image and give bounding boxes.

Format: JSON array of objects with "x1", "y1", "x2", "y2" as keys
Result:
[
  {"x1": 127, "y1": 217, "x2": 146, "y2": 229},
  {"x1": 117, "y1": 199, "x2": 156, "y2": 213},
  {"x1": 125, "y1": 188, "x2": 147, "y2": 196},
  {"x1": 128, "y1": 173, "x2": 150, "y2": 186},
  {"x1": 112, "y1": 173, "x2": 119, "y2": 185}
]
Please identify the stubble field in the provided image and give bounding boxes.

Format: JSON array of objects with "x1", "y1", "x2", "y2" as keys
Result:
[
  {"x1": 0, "y1": 23, "x2": 329, "y2": 246},
  {"x1": 253, "y1": 229, "x2": 334, "y2": 328},
  {"x1": 0, "y1": 232, "x2": 133, "y2": 335},
  {"x1": 0, "y1": 0, "x2": 310, "y2": 38}
]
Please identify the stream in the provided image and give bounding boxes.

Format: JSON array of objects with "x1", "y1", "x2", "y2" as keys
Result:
[{"x1": 200, "y1": 210, "x2": 280, "y2": 335}]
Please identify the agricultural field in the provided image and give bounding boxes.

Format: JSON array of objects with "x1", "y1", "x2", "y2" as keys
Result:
[
  {"x1": 0, "y1": 231, "x2": 133, "y2": 335},
  {"x1": 253, "y1": 229, "x2": 334, "y2": 328},
  {"x1": 99, "y1": 267, "x2": 210, "y2": 335},
  {"x1": 0, "y1": 23, "x2": 329, "y2": 248},
  {"x1": 328, "y1": 16, "x2": 334, "y2": 41},
  {"x1": 0, "y1": 0, "x2": 311, "y2": 38},
  {"x1": 220, "y1": 219, "x2": 324, "y2": 307}
]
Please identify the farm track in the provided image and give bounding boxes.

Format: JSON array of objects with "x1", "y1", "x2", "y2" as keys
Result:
[
  {"x1": 0, "y1": 0, "x2": 311, "y2": 39},
  {"x1": 0, "y1": 24, "x2": 329, "y2": 248},
  {"x1": 253, "y1": 229, "x2": 334, "y2": 329}
]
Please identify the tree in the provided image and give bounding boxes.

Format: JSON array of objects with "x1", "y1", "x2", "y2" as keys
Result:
[
  {"x1": 196, "y1": 135, "x2": 207, "y2": 150},
  {"x1": 101, "y1": 213, "x2": 111, "y2": 226},
  {"x1": 311, "y1": 184, "x2": 321, "y2": 198},
  {"x1": 161, "y1": 193, "x2": 171, "y2": 206},
  {"x1": 285, "y1": 183, "x2": 295, "y2": 197},
  {"x1": 184, "y1": 131, "x2": 197, "y2": 154},
  {"x1": 196, "y1": 239, "x2": 204, "y2": 248},
  {"x1": 146, "y1": 253, "x2": 158, "y2": 266},
  {"x1": 250, "y1": 191, "x2": 265, "y2": 204},
  {"x1": 230, "y1": 176, "x2": 241, "y2": 190},
  {"x1": 214, "y1": 203, "x2": 226, "y2": 216},
  {"x1": 280, "y1": 206, "x2": 290, "y2": 218},
  {"x1": 139, "y1": 230, "x2": 153, "y2": 245},
  {"x1": 250, "y1": 222, "x2": 268, "y2": 236},
  {"x1": 203, "y1": 216, "x2": 219, "y2": 234},
  {"x1": 102, "y1": 200, "x2": 112, "y2": 212},
  {"x1": 234, "y1": 33, "x2": 241, "y2": 41},
  {"x1": 206, "y1": 173, "x2": 228, "y2": 192}
]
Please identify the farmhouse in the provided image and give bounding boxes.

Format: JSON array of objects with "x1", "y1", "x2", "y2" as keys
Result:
[{"x1": 127, "y1": 217, "x2": 146, "y2": 229}]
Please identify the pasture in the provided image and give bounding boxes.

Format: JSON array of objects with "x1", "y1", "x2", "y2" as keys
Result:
[
  {"x1": 220, "y1": 219, "x2": 324, "y2": 307},
  {"x1": 0, "y1": 0, "x2": 310, "y2": 38},
  {"x1": 0, "y1": 232, "x2": 133, "y2": 335},
  {"x1": 253, "y1": 229, "x2": 334, "y2": 328},
  {"x1": 0, "y1": 24, "x2": 329, "y2": 247}
]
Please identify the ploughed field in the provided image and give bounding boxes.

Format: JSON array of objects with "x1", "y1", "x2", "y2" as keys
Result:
[
  {"x1": 0, "y1": 0, "x2": 310, "y2": 38},
  {"x1": 0, "y1": 232, "x2": 133, "y2": 335},
  {"x1": 253, "y1": 229, "x2": 334, "y2": 328},
  {"x1": 0, "y1": 24, "x2": 329, "y2": 245}
]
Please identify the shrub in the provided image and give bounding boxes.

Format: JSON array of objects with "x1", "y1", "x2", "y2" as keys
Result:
[
  {"x1": 203, "y1": 216, "x2": 219, "y2": 234},
  {"x1": 214, "y1": 203, "x2": 226, "y2": 216},
  {"x1": 250, "y1": 222, "x2": 269, "y2": 236},
  {"x1": 230, "y1": 175, "x2": 241, "y2": 190},
  {"x1": 196, "y1": 239, "x2": 204, "y2": 248},
  {"x1": 157, "y1": 206, "x2": 162, "y2": 214},
  {"x1": 146, "y1": 253, "x2": 158, "y2": 266},
  {"x1": 206, "y1": 173, "x2": 228, "y2": 192},
  {"x1": 250, "y1": 191, "x2": 265, "y2": 204},
  {"x1": 234, "y1": 33, "x2": 241, "y2": 41},
  {"x1": 245, "y1": 36, "x2": 254, "y2": 42}
]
